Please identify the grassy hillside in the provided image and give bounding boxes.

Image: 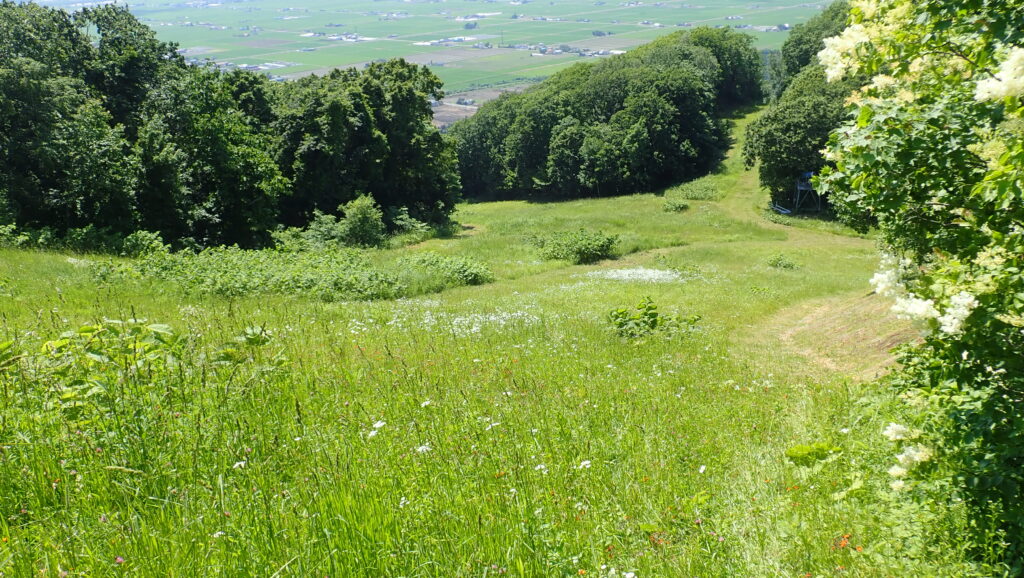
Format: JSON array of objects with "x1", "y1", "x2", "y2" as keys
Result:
[{"x1": 0, "y1": 111, "x2": 980, "y2": 575}]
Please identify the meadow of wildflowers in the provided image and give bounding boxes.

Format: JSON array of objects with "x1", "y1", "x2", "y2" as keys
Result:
[{"x1": 0, "y1": 111, "x2": 988, "y2": 575}]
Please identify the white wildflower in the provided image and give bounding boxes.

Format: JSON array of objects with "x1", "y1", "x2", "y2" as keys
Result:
[
  {"x1": 891, "y1": 295, "x2": 940, "y2": 321},
  {"x1": 698, "y1": 464, "x2": 706, "y2": 474},
  {"x1": 65, "y1": 257, "x2": 91, "y2": 267},
  {"x1": 373, "y1": 420, "x2": 386, "y2": 429},
  {"x1": 851, "y1": 0, "x2": 879, "y2": 18},
  {"x1": 888, "y1": 465, "x2": 908, "y2": 478},
  {"x1": 367, "y1": 430, "x2": 379, "y2": 438},
  {"x1": 870, "y1": 253, "x2": 910, "y2": 297},
  {"x1": 212, "y1": 530, "x2": 226, "y2": 538},
  {"x1": 975, "y1": 47, "x2": 1024, "y2": 101},
  {"x1": 535, "y1": 464, "x2": 548, "y2": 474},
  {"x1": 869, "y1": 269, "x2": 902, "y2": 298},
  {"x1": 584, "y1": 267, "x2": 683, "y2": 283},
  {"x1": 882, "y1": 422, "x2": 913, "y2": 441},
  {"x1": 818, "y1": 24, "x2": 871, "y2": 82},
  {"x1": 890, "y1": 479, "x2": 906, "y2": 491},
  {"x1": 937, "y1": 291, "x2": 979, "y2": 336},
  {"x1": 896, "y1": 445, "x2": 933, "y2": 467},
  {"x1": 485, "y1": 422, "x2": 501, "y2": 431},
  {"x1": 399, "y1": 496, "x2": 409, "y2": 508},
  {"x1": 868, "y1": 74, "x2": 897, "y2": 91},
  {"x1": 975, "y1": 246, "x2": 1008, "y2": 269},
  {"x1": 822, "y1": 145, "x2": 842, "y2": 163},
  {"x1": 232, "y1": 460, "x2": 246, "y2": 469},
  {"x1": 420, "y1": 400, "x2": 431, "y2": 408},
  {"x1": 416, "y1": 444, "x2": 432, "y2": 453},
  {"x1": 578, "y1": 460, "x2": 592, "y2": 469}
]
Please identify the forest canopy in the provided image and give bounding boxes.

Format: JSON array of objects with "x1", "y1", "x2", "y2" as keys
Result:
[
  {"x1": 0, "y1": 1, "x2": 459, "y2": 248},
  {"x1": 448, "y1": 27, "x2": 764, "y2": 201}
]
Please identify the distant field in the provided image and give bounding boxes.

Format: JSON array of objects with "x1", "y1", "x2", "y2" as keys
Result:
[{"x1": 43, "y1": 0, "x2": 826, "y2": 93}]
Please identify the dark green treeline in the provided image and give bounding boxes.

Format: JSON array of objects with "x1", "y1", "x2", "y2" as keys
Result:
[
  {"x1": 447, "y1": 27, "x2": 764, "y2": 201},
  {"x1": 0, "y1": 1, "x2": 459, "y2": 248}
]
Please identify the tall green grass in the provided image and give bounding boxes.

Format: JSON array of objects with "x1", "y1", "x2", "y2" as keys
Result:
[{"x1": 0, "y1": 109, "x2": 986, "y2": 575}]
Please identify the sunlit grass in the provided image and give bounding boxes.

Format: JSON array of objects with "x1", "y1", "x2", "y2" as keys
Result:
[{"x1": 0, "y1": 110, "x2": 981, "y2": 576}]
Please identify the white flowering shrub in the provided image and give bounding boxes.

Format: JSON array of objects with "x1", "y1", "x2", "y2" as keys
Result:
[{"x1": 817, "y1": 0, "x2": 1024, "y2": 560}]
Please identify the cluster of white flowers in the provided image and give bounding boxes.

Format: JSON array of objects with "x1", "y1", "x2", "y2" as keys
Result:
[
  {"x1": 868, "y1": 74, "x2": 898, "y2": 91},
  {"x1": 869, "y1": 268, "x2": 902, "y2": 298},
  {"x1": 584, "y1": 267, "x2": 683, "y2": 283},
  {"x1": 872, "y1": 254, "x2": 980, "y2": 334},
  {"x1": 66, "y1": 256, "x2": 91, "y2": 267},
  {"x1": 818, "y1": 24, "x2": 871, "y2": 81},
  {"x1": 937, "y1": 291, "x2": 979, "y2": 335},
  {"x1": 450, "y1": 310, "x2": 541, "y2": 336},
  {"x1": 975, "y1": 47, "x2": 1024, "y2": 101},
  {"x1": 851, "y1": 0, "x2": 881, "y2": 18},
  {"x1": 869, "y1": 252, "x2": 910, "y2": 297},
  {"x1": 885, "y1": 420, "x2": 933, "y2": 490},
  {"x1": 975, "y1": 246, "x2": 1008, "y2": 269},
  {"x1": 367, "y1": 420, "x2": 385, "y2": 439},
  {"x1": 886, "y1": 444, "x2": 934, "y2": 490},
  {"x1": 888, "y1": 465, "x2": 908, "y2": 478},
  {"x1": 891, "y1": 295, "x2": 939, "y2": 321},
  {"x1": 896, "y1": 445, "x2": 933, "y2": 467},
  {"x1": 882, "y1": 422, "x2": 914, "y2": 441},
  {"x1": 408, "y1": 309, "x2": 540, "y2": 337},
  {"x1": 348, "y1": 319, "x2": 371, "y2": 335}
]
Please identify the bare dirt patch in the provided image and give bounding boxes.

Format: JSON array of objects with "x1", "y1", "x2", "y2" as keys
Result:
[
  {"x1": 432, "y1": 103, "x2": 478, "y2": 128},
  {"x1": 431, "y1": 84, "x2": 533, "y2": 127}
]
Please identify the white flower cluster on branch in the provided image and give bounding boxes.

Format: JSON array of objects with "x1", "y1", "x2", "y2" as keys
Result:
[
  {"x1": 975, "y1": 48, "x2": 1024, "y2": 101},
  {"x1": 818, "y1": 24, "x2": 871, "y2": 82},
  {"x1": 937, "y1": 291, "x2": 979, "y2": 336}
]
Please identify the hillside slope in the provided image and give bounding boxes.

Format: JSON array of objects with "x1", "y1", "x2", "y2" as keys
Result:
[{"x1": 0, "y1": 110, "x2": 976, "y2": 576}]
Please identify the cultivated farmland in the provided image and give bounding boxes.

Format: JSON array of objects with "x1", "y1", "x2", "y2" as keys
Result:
[{"x1": 49, "y1": 0, "x2": 828, "y2": 92}]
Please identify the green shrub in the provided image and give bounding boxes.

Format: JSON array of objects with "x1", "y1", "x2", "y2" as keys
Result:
[
  {"x1": 100, "y1": 246, "x2": 404, "y2": 301},
  {"x1": 607, "y1": 297, "x2": 699, "y2": 339},
  {"x1": 766, "y1": 253, "x2": 799, "y2": 269},
  {"x1": 399, "y1": 251, "x2": 494, "y2": 291},
  {"x1": 270, "y1": 227, "x2": 309, "y2": 252},
  {"x1": 120, "y1": 231, "x2": 169, "y2": 257},
  {"x1": 0, "y1": 224, "x2": 29, "y2": 248},
  {"x1": 665, "y1": 181, "x2": 722, "y2": 201},
  {"x1": 387, "y1": 206, "x2": 435, "y2": 247},
  {"x1": 532, "y1": 229, "x2": 618, "y2": 264},
  {"x1": 388, "y1": 206, "x2": 432, "y2": 235},
  {"x1": 663, "y1": 198, "x2": 691, "y2": 213},
  {"x1": 62, "y1": 226, "x2": 123, "y2": 253},
  {"x1": 303, "y1": 210, "x2": 349, "y2": 248},
  {"x1": 340, "y1": 194, "x2": 386, "y2": 248},
  {"x1": 274, "y1": 198, "x2": 395, "y2": 251}
]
